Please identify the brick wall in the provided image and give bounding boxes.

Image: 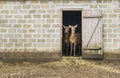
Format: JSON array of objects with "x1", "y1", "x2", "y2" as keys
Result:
[
  {"x1": 0, "y1": 0, "x2": 120, "y2": 60},
  {"x1": 0, "y1": 0, "x2": 61, "y2": 53}
]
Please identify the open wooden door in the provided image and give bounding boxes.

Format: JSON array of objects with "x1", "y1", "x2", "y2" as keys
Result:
[{"x1": 82, "y1": 9, "x2": 103, "y2": 59}]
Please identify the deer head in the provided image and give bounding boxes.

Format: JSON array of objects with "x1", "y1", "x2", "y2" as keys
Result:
[
  {"x1": 63, "y1": 25, "x2": 70, "y2": 33},
  {"x1": 69, "y1": 25, "x2": 78, "y2": 34}
]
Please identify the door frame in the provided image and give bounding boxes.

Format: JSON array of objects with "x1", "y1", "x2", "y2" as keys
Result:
[{"x1": 60, "y1": 8, "x2": 83, "y2": 56}]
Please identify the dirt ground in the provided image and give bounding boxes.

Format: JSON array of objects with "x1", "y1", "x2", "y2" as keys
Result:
[{"x1": 0, "y1": 57, "x2": 120, "y2": 78}]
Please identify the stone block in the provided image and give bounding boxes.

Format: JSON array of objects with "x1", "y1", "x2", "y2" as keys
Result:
[
  {"x1": 0, "y1": 20, "x2": 8, "y2": 23},
  {"x1": 103, "y1": 14, "x2": 108, "y2": 18},
  {"x1": 38, "y1": 39, "x2": 46, "y2": 42},
  {"x1": 38, "y1": 10, "x2": 46, "y2": 13},
  {"x1": 52, "y1": 24, "x2": 60, "y2": 28},
  {"x1": 18, "y1": 29, "x2": 27, "y2": 33},
  {"x1": 43, "y1": 34, "x2": 50, "y2": 38},
  {"x1": 113, "y1": 39, "x2": 120, "y2": 42},
  {"x1": 0, "y1": 44, "x2": 3, "y2": 47},
  {"x1": 9, "y1": 39, "x2": 17, "y2": 42},
  {"x1": 47, "y1": 29, "x2": 55, "y2": 33},
  {"x1": 109, "y1": 24, "x2": 117, "y2": 28},
  {"x1": 40, "y1": 0, "x2": 48, "y2": 4},
  {"x1": 18, "y1": 20, "x2": 26, "y2": 23},
  {"x1": 104, "y1": 29, "x2": 112, "y2": 33},
  {"x1": 103, "y1": 0, "x2": 111, "y2": 3},
  {"x1": 15, "y1": 43, "x2": 23, "y2": 47},
  {"x1": 32, "y1": 5, "x2": 40, "y2": 9},
  {"x1": 61, "y1": 0, "x2": 70, "y2": 4},
  {"x1": 8, "y1": 29, "x2": 16, "y2": 33},
  {"x1": 74, "y1": 0, "x2": 81, "y2": 3},
  {"x1": 55, "y1": 29, "x2": 60, "y2": 32},
  {"x1": 43, "y1": 15, "x2": 50, "y2": 18},
  {"x1": 113, "y1": 29, "x2": 120, "y2": 33},
  {"x1": 19, "y1": 10, "x2": 28, "y2": 14},
  {"x1": 10, "y1": 10, "x2": 18, "y2": 14},
  {"x1": 43, "y1": 24, "x2": 50, "y2": 28},
  {"x1": 114, "y1": 9, "x2": 120, "y2": 13},
  {"x1": 51, "y1": 34, "x2": 60, "y2": 38},
  {"x1": 47, "y1": 19, "x2": 55, "y2": 23},
  {"x1": 29, "y1": 29, "x2": 36, "y2": 33},
  {"x1": 99, "y1": 5, "x2": 107, "y2": 8},
  {"x1": 29, "y1": 10, "x2": 36, "y2": 13},
  {"x1": 104, "y1": 9, "x2": 112, "y2": 13},
  {"x1": 4, "y1": 34, "x2": 13, "y2": 38},
  {"x1": 0, "y1": 39, "x2": 7, "y2": 42},
  {"x1": 56, "y1": 39, "x2": 60, "y2": 42},
  {"x1": 3, "y1": 24, "x2": 12, "y2": 28},
  {"x1": 28, "y1": 20, "x2": 35, "y2": 23},
  {"x1": 14, "y1": 24, "x2": 21, "y2": 28},
  {"x1": 14, "y1": 6, "x2": 21, "y2": 9},
  {"x1": 28, "y1": 39, "x2": 36, "y2": 42},
  {"x1": 53, "y1": 0, "x2": 61, "y2": 4},
  {"x1": 4, "y1": 15, "x2": 12, "y2": 18},
  {"x1": 24, "y1": 43, "x2": 32, "y2": 47},
  {"x1": 23, "y1": 5, "x2": 30, "y2": 9},
  {"x1": 23, "y1": 24, "x2": 31, "y2": 28},
  {"x1": 24, "y1": 15, "x2": 31, "y2": 18},
  {"x1": 104, "y1": 19, "x2": 112, "y2": 23},
  {"x1": 109, "y1": 43, "x2": 117, "y2": 48},
  {"x1": 33, "y1": 15, "x2": 41, "y2": 18},
  {"x1": 33, "y1": 34, "x2": 41, "y2": 38},
  {"x1": 18, "y1": 39, "x2": 26, "y2": 43},
  {"x1": 14, "y1": 34, "x2": 23, "y2": 38},
  {"x1": 47, "y1": 10, "x2": 55, "y2": 13},
  {"x1": 1, "y1": 10, "x2": 9, "y2": 14},
  {"x1": 109, "y1": 14, "x2": 117, "y2": 18},
  {"x1": 47, "y1": 39, "x2": 55, "y2": 42},
  {"x1": 24, "y1": 34, "x2": 32, "y2": 38},
  {"x1": 96, "y1": 0, "x2": 102, "y2": 3},
  {"x1": 0, "y1": 29, "x2": 7, "y2": 33},
  {"x1": 0, "y1": 1, "x2": 7, "y2": 4},
  {"x1": 37, "y1": 29, "x2": 45, "y2": 33},
  {"x1": 14, "y1": 15, "x2": 22, "y2": 19},
  {"x1": 90, "y1": 5, "x2": 98, "y2": 8},
  {"x1": 4, "y1": 43, "x2": 13, "y2": 47},
  {"x1": 31, "y1": 0, "x2": 39, "y2": 4},
  {"x1": 52, "y1": 14, "x2": 60, "y2": 18},
  {"x1": 41, "y1": 5, "x2": 49, "y2": 8},
  {"x1": 34, "y1": 24, "x2": 41, "y2": 28},
  {"x1": 9, "y1": 19, "x2": 16, "y2": 23},
  {"x1": 36, "y1": 20, "x2": 45, "y2": 24},
  {"x1": 108, "y1": 34, "x2": 117, "y2": 38}
]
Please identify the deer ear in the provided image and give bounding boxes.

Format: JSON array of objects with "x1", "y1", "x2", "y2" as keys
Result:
[
  {"x1": 69, "y1": 25, "x2": 72, "y2": 27},
  {"x1": 63, "y1": 25, "x2": 66, "y2": 28},
  {"x1": 75, "y1": 24, "x2": 78, "y2": 28}
]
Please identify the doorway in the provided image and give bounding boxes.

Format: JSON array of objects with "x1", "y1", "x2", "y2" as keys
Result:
[{"x1": 62, "y1": 10, "x2": 82, "y2": 56}]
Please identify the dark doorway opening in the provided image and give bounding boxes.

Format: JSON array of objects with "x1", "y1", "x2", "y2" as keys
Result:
[{"x1": 62, "y1": 11, "x2": 82, "y2": 56}]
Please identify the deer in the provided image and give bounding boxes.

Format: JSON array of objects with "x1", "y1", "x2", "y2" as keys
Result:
[
  {"x1": 63, "y1": 25, "x2": 71, "y2": 56},
  {"x1": 69, "y1": 25, "x2": 81, "y2": 56}
]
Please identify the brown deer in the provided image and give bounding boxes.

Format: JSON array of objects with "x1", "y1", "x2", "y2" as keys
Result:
[
  {"x1": 63, "y1": 25, "x2": 71, "y2": 56},
  {"x1": 69, "y1": 25, "x2": 81, "y2": 56}
]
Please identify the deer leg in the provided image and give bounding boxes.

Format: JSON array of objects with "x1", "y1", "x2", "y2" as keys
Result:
[
  {"x1": 74, "y1": 43, "x2": 76, "y2": 56},
  {"x1": 66, "y1": 42, "x2": 69, "y2": 56},
  {"x1": 63, "y1": 42, "x2": 66, "y2": 56},
  {"x1": 70, "y1": 43, "x2": 72, "y2": 56},
  {"x1": 78, "y1": 43, "x2": 81, "y2": 55}
]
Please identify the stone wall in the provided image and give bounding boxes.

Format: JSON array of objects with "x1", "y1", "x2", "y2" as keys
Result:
[
  {"x1": 0, "y1": 0, "x2": 61, "y2": 53},
  {"x1": 0, "y1": 0, "x2": 120, "y2": 60}
]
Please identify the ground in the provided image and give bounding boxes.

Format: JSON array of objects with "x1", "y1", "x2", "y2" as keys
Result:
[{"x1": 0, "y1": 57, "x2": 120, "y2": 78}]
